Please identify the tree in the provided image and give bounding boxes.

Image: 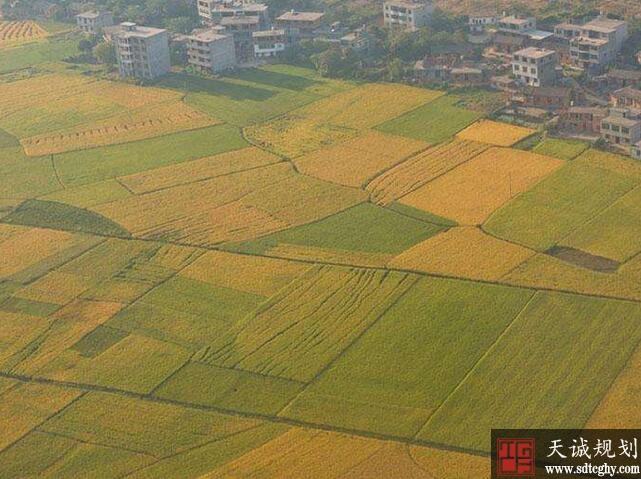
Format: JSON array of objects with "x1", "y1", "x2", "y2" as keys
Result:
[
  {"x1": 78, "y1": 38, "x2": 95, "y2": 54},
  {"x1": 93, "y1": 41, "x2": 116, "y2": 65}
]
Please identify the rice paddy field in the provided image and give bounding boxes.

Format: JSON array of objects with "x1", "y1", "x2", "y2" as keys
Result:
[{"x1": 4, "y1": 46, "x2": 641, "y2": 477}]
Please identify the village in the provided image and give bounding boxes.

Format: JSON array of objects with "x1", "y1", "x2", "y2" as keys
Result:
[{"x1": 4, "y1": 1, "x2": 641, "y2": 159}]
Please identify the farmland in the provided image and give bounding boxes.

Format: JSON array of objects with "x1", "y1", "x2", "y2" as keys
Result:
[
  {"x1": 376, "y1": 95, "x2": 483, "y2": 144},
  {"x1": 457, "y1": 119, "x2": 535, "y2": 146},
  {"x1": 398, "y1": 147, "x2": 563, "y2": 225},
  {"x1": 485, "y1": 150, "x2": 641, "y2": 251},
  {"x1": 0, "y1": 21, "x2": 47, "y2": 44},
  {"x1": 4, "y1": 56, "x2": 641, "y2": 477}
]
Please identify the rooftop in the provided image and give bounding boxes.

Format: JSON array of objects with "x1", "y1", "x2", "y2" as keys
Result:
[
  {"x1": 253, "y1": 29, "x2": 285, "y2": 37},
  {"x1": 385, "y1": 0, "x2": 431, "y2": 8},
  {"x1": 527, "y1": 29, "x2": 554, "y2": 41},
  {"x1": 584, "y1": 17, "x2": 627, "y2": 33},
  {"x1": 566, "y1": 106, "x2": 608, "y2": 114},
  {"x1": 514, "y1": 47, "x2": 556, "y2": 59},
  {"x1": 76, "y1": 10, "x2": 109, "y2": 19},
  {"x1": 613, "y1": 87, "x2": 641, "y2": 101},
  {"x1": 555, "y1": 22, "x2": 582, "y2": 30},
  {"x1": 499, "y1": 15, "x2": 534, "y2": 25},
  {"x1": 220, "y1": 16, "x2": 260, "y2": 25},
  {"x1": 107, "y1": 22, "x2": 167, "y2": 38},
  {"x1": 603, "y1": 115, "x2": 641, "y2": 128},
  {"x1": 277, "y1": 11, "x2": 324, "y2": 22},
  {"x1": 188, "y1": 29, "x2": 230, "y2": 42}
]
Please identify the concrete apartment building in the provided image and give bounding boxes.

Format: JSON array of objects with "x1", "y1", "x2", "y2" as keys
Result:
[
  {"x1": 511, "y1": 47, "x2": 558, "y2": 87},
  {"x1": 253, "y1": 29, "x2": 286, "y2": 58},
  {"x1": 498, "y1": 15, "x2": 536, "y2": 35},
  {"x1": 76, "y1": 10, "x2": 114, "y2": 34},
  {"x1": 559, "y1": 106, "x2": 608, "y2": 135},
  {"x1": 632, "y1": 142, "x2": 641, "y2": 160},
  {"x1": 611, "y1": 87, "x2": 641, "y2": 112},
  {"x1": 383, "y1": 0, "x2": 433, "y2": 31},
  {"x1": 601, "y1": 109, "x2": 641, "y2": 146},
  {"x1": 220, "y1": 16, "x2": 261, "y2": 61},
  {"x1": 569, "y1": 17, "x2": 628, "y2": 73},
  {"x1": 197, "y1": 0, "x2": 269, "y2": 28},
  {"x1": 187, "y1": 29, "x2": 236, "y2": 73},
  {"x1": 276, "y1": 11, "x2": 325, "y2": 39},
  {"x1": 468, "y1": 13, "x2": 498, "y2": 34},
  {"x1": 108, "y1": 22, "x2": 171, "y2": 80}
]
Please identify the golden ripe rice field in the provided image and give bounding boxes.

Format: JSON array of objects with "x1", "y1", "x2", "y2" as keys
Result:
[
  {"x1": 0, "y1": 21, "x2": 47, "y2": 44},
  {"x1": 456, "y1": 119, "x2": 535, "y2": 146}
]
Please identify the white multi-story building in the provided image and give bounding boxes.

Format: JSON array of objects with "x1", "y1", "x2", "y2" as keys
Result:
[
  {"x1": 601, "y1": 109, "x2": 641, "y2": 147},
  {"x1": 252, "y1": 29, "x2": 286, "y2": 58},
  {"x1": 383, "y1": 0, "x2": 433, "y2": 31},
  {"x1": 187, "y1": 29, "x2": 236, "y2": 73},
  {"x1": 498, "y1": 15, "x2": 536, "y2": 35},
  {"x1": 511, "y1": 47, "x2": 558, "y2": 87},
  {"x1": 108, "y1": 23, "x2": 171, "y2": 80},
  {"x1": 631, "y1": 141, "x2": 641, "y2": 160},
  {"x1": 276, "y1": 11, "x2": 325, "y2": 39},
  {"x1": 76, "y1": 10, "x2": 114, "y2": 35},
  {"x1": 468, "y1": 13, "x2": 498, "y2": 34},
  {"x1": 197, "y1": 0, "x2": 269, "y2": 27},
  {"x1": 569, "y1": 17, "x2": 628, "y2": 73}
]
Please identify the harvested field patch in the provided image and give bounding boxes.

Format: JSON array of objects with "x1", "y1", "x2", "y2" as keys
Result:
[
  {"x1": 366, "y1": 139, "x2": 488, "y2": 205},
  {"x1": 295, "y1": 131, "x2": 429, "y2": 187},
  {"x1": 296, "y1": 83, "x2": 443, "y2": 129},
  {"x1": 180, "y1": 250, "x2": 310, "y2": 297},
  {"x1": 282, "y1": 277, "x2": 532, "y2": 437},
  {"x1": 399, "y1": 147, "x2": 563, "y2": 225},
  {"x1": 419, "y1": 292, "x2": 641, "y2": 451},
  {"x1": 118, "y1": 147, "x2": 281, "y2": 194},
  {"x1": 376, "y1": 95, "x2": 482, "y2": 144},
  {"x1": 389, "y1": 227, "x2": 535, "y2": 282},
  {"x1": 0, "y1": 21, "x2": 47, "y2": 44},
  {"x1": 245, "y1": 115, "x2": 356, "y2": 158},
  {"x1": 485, "y1": 152, "x2": 641, "y2": 251},
  {"x1": 456, "y1": 119, "x2": 535, "y2": 146},
  {"x1": 195, "y1": 266, "x2": 417, "y2": 382}
]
